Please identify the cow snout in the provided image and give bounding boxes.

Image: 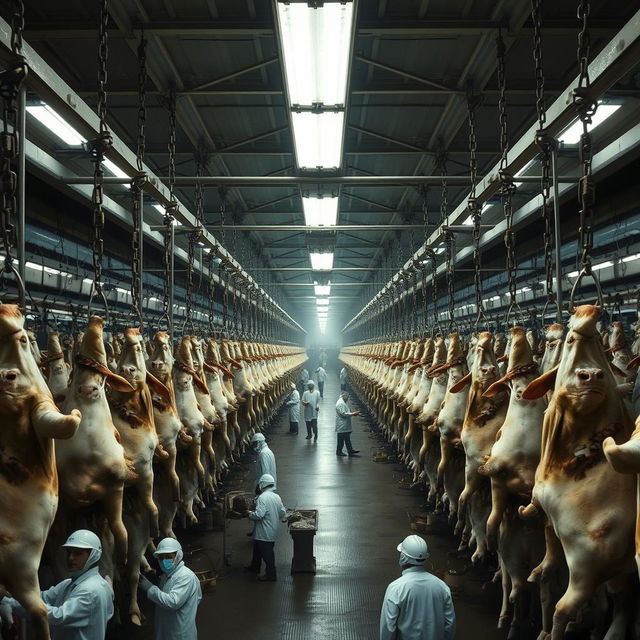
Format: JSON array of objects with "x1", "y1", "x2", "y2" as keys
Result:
[
  {"x1": 0, "y1": 369, "x2": 18, "y2": 382},
  {"x1": 151, "y1": 360, "x2": 164, "y2": 370},
  {"x1": 79, "y1": 384, "x2": 100, "y2": 396},
  {"x1": 576, "y1": 368, "x2": 604, "y2": 384},
  {"x1": 120, "y1": 365, "x2": 137, "y2": 377},
  {"x1": 480, "y1": 365, "x2": 496, "y2": 377}
]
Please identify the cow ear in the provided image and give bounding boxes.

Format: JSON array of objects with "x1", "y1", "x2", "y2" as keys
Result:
[
  {"x1": 449, "y1": 373, "x2": 472, "y2": 394},
  {"x1": 484, "y1": 378, "x2": 509, "y2": 398},
  {"x1": 193, "y1": 374, "x2": 210, "y2": 395},
  {"x1": 146, "y1": 372, "x2": 172, "y2": 402},
  {"x1": 610, "y1": 363, "x2": 628, "y2": 378},
  {"x1": 105, "y1": 371, "x2": 135, "y2": 393},
  {"x1": 628, "y1": 355, "x2": 640, "y2": 370},
  {"x1": 522, "y1": 367, "x2": 558, "y2": 400}
]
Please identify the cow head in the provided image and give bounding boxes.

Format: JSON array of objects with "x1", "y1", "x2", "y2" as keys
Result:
[
  {"x1": 540, "y1": 323, "x2": 564, "y2": 374},
  {"x1": 0, "y1": 304, "x2": 49, "y2": 400},
  {"x1": 118, "y1": 327, "x2": 148, "y2": 386},
  {"x1": 149, "y1": 331, "x2": 174, "y2": 380},
  {"x1": 471, "y1": 332, "x2": 499, "y2": 384}
]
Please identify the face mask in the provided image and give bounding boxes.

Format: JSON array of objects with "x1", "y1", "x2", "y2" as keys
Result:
[{"x1": 160, "y1": 559, "x2": 175, "y2": 573}]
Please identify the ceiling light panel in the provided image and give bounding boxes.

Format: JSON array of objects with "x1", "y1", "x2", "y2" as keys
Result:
[
  {"x1": 558, "y1": 104, "x2": 621, "y2": 144},
  {"x1": 316, "y1": 298, "x2": 330, "y2": 306},
  {"x1": 276, "y1": 2, "x2": 354, "y2": 106},
  {"x1": 292, "y1": 111, "x2": 344, "y2": 169},
  {"x1": 314, "y1": 285, "x2": 331, "y2": 296},
  {"x1": 310, "y1": 252, "x2": 334, "y2": 270},
  {"x1": 27, "y1": 104, "x2": 86, "y2": 146},
  {"x1": 303, "y1": 197, "x2": 338, "y2": 227}
]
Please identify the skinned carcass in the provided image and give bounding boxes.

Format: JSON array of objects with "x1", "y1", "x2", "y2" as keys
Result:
[
  {"x1": 522, "y1": 305, "x2": 636, "y2": 640},
  {"x1": 0, "y1": 305, "x2": 81, "y2": 640},
  {"x1": 58, "y1": 316, "x2": 133, "y2": 566},
  {"x1": 45, "y1": 332, "x2": 70, "y2": 405}
]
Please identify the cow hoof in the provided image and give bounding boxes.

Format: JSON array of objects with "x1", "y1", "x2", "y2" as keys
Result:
[{"x1": 131, "y1": 613, "x2": 142, "y2": 626}]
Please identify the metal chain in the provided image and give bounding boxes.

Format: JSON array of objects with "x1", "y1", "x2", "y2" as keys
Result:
[
  {"x1": 445, "y1": 232, "x2": 455, "y2": 332},
  {"x1": 531, "y1": 0, "x2": 546, "y2": 129},
  {"x1": 207, "y1": 251, "x2": 216, "y2": 335},
  {"x1": 467, "y1": 88, "x2": 486, "y2": 328},
  {"x1": 88, "y1": 0, "x2": 112, "y2": 321},
  {"x1": 0, "y1": 0, "x2": 27, "y2": 305},
  {"x1": 183, "y1": 232, "x2": 196, "y2": 335},
  {"x1": 570, "y1": 0, "x2": 602, "y2": 309}
]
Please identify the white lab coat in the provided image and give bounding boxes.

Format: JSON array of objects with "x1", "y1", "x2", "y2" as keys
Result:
[
  {"x1": 249, "y1": 487, "x2": 286, "y2": 542},
  {"x1": 5, "y1": 566, "x2": 114, "y2": 640},
  {"x1": 286, "y1": 388, "x2": 301, "y2": 422},
  {"x1": 315, "y1": 367, "x2": 327, "y2": 382},
  {"x1": 255, "y1": 441, "x2": 277, "y2": 486},
  {"x1": 340, "y1": 368, "x2": 348, "y2": 384},
  {"x1": 380, "y1": 567, "x2": 455, "y2": 640},
  {"x1": 335, "y1": 397, "x2": 354, "y2": 433},
  {"x1": 147, "y1": 562, "x2": 202, "y2": 640},
  {"x1": 301, "y1": 389, "x2": 321, "y2": 421}
]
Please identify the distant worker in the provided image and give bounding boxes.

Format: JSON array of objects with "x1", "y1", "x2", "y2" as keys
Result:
[
  {"x1": 243, "y1": 474, "x2": 286, "y2": 582},
  {"x1": 251, "y1": 432, "x2": 277, "y2": 487},
  {"x1": 339, "y1": 366, "x2": 348, "y2": 391},
  {"x1": 298, "y1": 367, "x2": 310, "y2": 395},
  {"x1": 139, "y1": 538, "x2": 202, "y2": 640},
  {"x1": 285, "y1": 382, "x2": 301, "y2": 435},
  {"x1": 315, "y1": 365, "x2": 327, "y2": 398},
  {"x1": 301, "y1": 380, "x2": 321, "y2": 441},
  {"x1": 335, "y1": 392, "x2": 360, "y2": 457},
  {"x1": 1, "y1": 529, "x2": 114, "y2": 640},
  {"x1": 380, "y1": 536, "x2": 455, "y2": 640}
]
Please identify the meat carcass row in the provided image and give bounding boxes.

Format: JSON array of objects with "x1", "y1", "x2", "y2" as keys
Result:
[
  {"x1": 57, "y1": 316, "x2": 133, "y2": 567},
  {"x1": 45, "y1": 332, "x2": 70, "y2": 405},
  {"x1": 147, "y1": 331, "x2": 185, "y2": 504},
  {"x1": 0, "y1": 305, "x2": 81, "y2": 640},
  {"x1": 110, "y1": 327, "x2": 166, "y2": 536},
  {"x1": 523, "y1": 305, "x2": 636, "y2": 640}
]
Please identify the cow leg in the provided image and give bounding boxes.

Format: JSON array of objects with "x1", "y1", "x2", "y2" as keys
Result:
[
  {"x1": 104, "y1": 485, "x2": 128, "y2": 566},
  {"x1": 487, "y1": 480, "x2": 508, "y2": 550},
  {"x1": 457, "y1": 464, "x2": 481, "y2": 531},
  {"x1": 497, "y1": 555, "x2": 511, "y2": 631},
  {"x1": 602, "y1": 575, "x2": 632, "y2": 640},
  {"x1": 161, "y1": 442, "x2": 180, "y2": 501},
  {"x1": 13, "y1": 586, "x2": 50, "y2": 640},
  {"x1": 136, "y1": 479, "x2": 159, "y2": 538},
  {"x1": 551, "y1": 573, "x2": 596, "y2": 640}
]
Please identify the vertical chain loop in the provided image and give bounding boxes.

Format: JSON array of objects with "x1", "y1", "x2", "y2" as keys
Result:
[{"x1": 0, "y1": 0, "x2": 27, "y2": 306}]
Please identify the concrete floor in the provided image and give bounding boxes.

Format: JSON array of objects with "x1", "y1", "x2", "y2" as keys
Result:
[{"x1": 187, "y1": 372, "x2": 510, "y2": 640}]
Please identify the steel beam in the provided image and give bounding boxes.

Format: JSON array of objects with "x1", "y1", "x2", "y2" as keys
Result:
[
  {"x1": 189, "y1": 57, "x2": 278, "y2": 92},
  {"x1": 344, "y1": 8, "x2": 640, "y2": 333},
  {"x1": 0, "y1": 17, "x2": 303, "y2": 334}
]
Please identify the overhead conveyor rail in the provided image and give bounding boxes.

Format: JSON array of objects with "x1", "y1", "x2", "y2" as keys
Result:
[
  {"x1": 0, "y1": 14, "x2": 304, "y2": 337},
  {"x1": 343, "y1": 7, "x2": 640, "y2": 335}
]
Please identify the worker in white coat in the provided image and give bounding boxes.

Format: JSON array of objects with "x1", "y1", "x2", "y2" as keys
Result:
[
  {"x1": 139, "y1": 538, "x2": 202, "y2": 640},
  {"x1": 380, "y1": 536, "x2": 455, "y2": 640},
  {"x1": 340, "y1": 366, "x2": 348, "y2": 391},
  {"x1": 301, "y1": 380, "x2": 321, "y2": 441},
  {"x1": 335, "y1": 392, "x2": 360, "y2": 456},
  {"x1": 251, "y1": 432, "x2": 277, "y2": 488},
  {"x1": 243, "y1": 473, "x2": 286, "y2": 581},
  {"x1": 1, "y1": 529, "x2": 114, "y2": 640},
  {"x1": 315, "y1": 365, "x2": 327, "y2": 398},
  {"x1": 285, "y1": 381, "x2": 301, "y2": 434}
]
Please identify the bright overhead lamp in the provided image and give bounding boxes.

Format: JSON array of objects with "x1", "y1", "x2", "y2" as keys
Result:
[
  {"x1": 316, "y1": 298, "x2": 330, "y2": 306},
  {"x1": 292, "y1": 111, "x2": 344, "y2": 169},
  {"x1": 276, "y1": 2, "x2": 354, "y2": 106},
  {"x1": 103, "y1": 158, "x2": 128, "y2": 179},
  {"x1": 314, "y1": 285, "x2": 331, "y2": 296},
  {"x1": 558, "y1": 104, "x2": 621, "y2": 144},
  {"x1": 153, "y1": 203, "x2": 181, "y2": 225},
  {"x1": 26, "y1": 103, "x2": 86, "y2": 146},
  {"x1": 310, "y1": 252, "x2": 334, "y2": 270},
  {"x1": 303, "y1": 196, "x2": 338, "y2": 227}
]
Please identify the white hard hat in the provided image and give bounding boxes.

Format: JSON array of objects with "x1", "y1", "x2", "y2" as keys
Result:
[
  {"x1": 153, "y1": 537, "x2": 184, "y2": 564},
  {"x1": 307, "y1": 380, "x2": 315, "y2": 386},
  {"x1": 258, "y1": 473, "x2": 275, "y2": 490},
  {"x1": 251, "y1": 433, "x2": 266, "y2": 443},
  {"x1": 62, "y1": 530, "x2": 102, "y2": 571},
  {"x1": 397, "y1": 535, "x2": 429, "y2": 563}
]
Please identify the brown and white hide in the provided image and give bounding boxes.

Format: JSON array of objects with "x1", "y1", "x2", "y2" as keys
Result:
[
  {"x1": 455, "y1": 332, "x2": 507, "y2": 539},
  {"x1": 147, "y1": 331, "x2": 185, "y2": 502},
  {"x1": 608, "y1": 321, "x2": 635, "y2": 384},
  {"x1": 0, "y1": 305, "x2": 81, "y2": 640},
  {"x1": 494, "y1": 332, "x2": 507, "y2": 377},
  {"x1": 432, "y1": 333, "x2": 470, "y2": 524},
  {"x1": 45, "y1": 332, "x2": 70, "y2": 405},
  {"x1": 58, "y1": 316, "x2": 133, "y2": 566},
  {"x1": 27, "y1": 329, "x2": 42, "y2": 369},
  {"x1": 173, "y1": 337, "x2": 208, "y2": 488},
  {"x1": 480, "y1": 326, "x2": 545, "y2": 547},
  {"x1": 523, "y1": 305, "x2": 636, "y2": 640},
  {"x1": 110, "y1": 327, "x2": 165, "y2": 536}
]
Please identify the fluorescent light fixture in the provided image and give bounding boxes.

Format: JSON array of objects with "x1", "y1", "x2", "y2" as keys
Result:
[
  {"x1": 292, "y1": 111, "x2": 344, "y2": 168},
  {"x1": 314, "y1": 285, "x2": 331, "y2": 296},
  {"x1": 515, "y1": 286, "x2": 531, "y2": 295},
  {"x1": 567, "y1": 259, "x2": 615, "y2": 278},
  {"x1": 276, "y1": 2, "x2": 353, "y2": 106},
  {"x1": 303, "y1": 197, "x2": 338, "y2": 226},
  {"x1": 310, "y1": 252, "x2": 334, "y2": 270},
  {"x1": 26, "y1": 104, "x2": 86, "y2": 146},
  {"x1": 103, "y1": 159, "x2": 128, "y2": 179},
  {"x1": 558, "y1": 104, "x2": 621, "y2": 144},
  {"x1": 319, "y1": 327, "x2": 327, "y2": 334},
  {"x1": 316, "y1": 298, "x2": 330, "y2": 306},
  {"x1": 622, "y1": 253, "x2": 640, "y2": 263}
]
